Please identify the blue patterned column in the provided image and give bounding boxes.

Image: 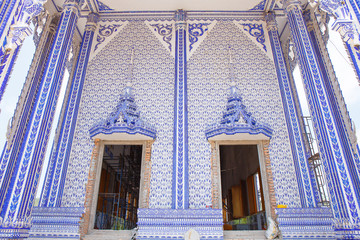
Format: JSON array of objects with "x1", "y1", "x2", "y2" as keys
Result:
[
  {"x1": 0, "y1": 46, "x2": 19, "y2": 101},
  {"x1": 265, "y1": 12, "x2": 317, "y2": 208},
  {"x1": 0, "y1": 0, "x2": 46, "y2": 102},
  {"x1": 0, "y1": 0, "x2": 80, "y2": 238},
  {"x1": 40, "y1": 12, "x2": 99, "y2": 208},
  {"x1": 283, "y1": 0, "x2": 360, "y2": 237},
  {"x1": 345, "y1": 42, "x2": 360, "y2": 83},
  {"x1": 320, "y1": 0, "x2": 360, "y2": 84},
  {"x1": 304, "y1": 7, "x2": 360, "y2": 199},
  {"x1": 0, "y1": 0, "x2": 17, "y2": 56},
  {"x1": 172, "y1": 9, "x2": 189, "y2": 209},
  {"x1": 0, "y1": 16, "x2": 58, "y2": 201},
  {"x1": 0, "y1": 0, "x2": 16, "y2": 38}
]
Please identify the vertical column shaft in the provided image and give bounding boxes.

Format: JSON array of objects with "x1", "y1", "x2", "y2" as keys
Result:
[
  {"x1": 0, "y1": 46, "x2": 20, "y2": 101},
  {"x1": 0, "y1": 0, "x2": 18, "y2": 103},
  {"x1": 0, "y1": 0, "x2": 80, "y2": 237},
  {"x1": 0, "y1": 15, "x2": 58, "y2": 204},
  {"x1": 282, "y1": 38, "x2": 322, "y2": 205},
  {"x1": 40, "y1": 12, "x2": 99, "y2": 207},
  {"x1": 0, "y1": 0, "x2": 17, "y2": 47},
  {"x1": 265, "y1": 12, "x2": 317, "y2": 208},
  {"x1": 345, "y1": 42, "x2": 360, "y2": 85},
  {"x1": 172, "y1": 9, "x2": 189, "y2": 209},
  {"x1": 283, "y1": 0, "x2": 360, "y2": 231},
  {"x1": 304, "y1": 9, "x2": 360, "y2": 177},
  {"x1": 0, "y1": 0, "x2": 46, "y2": 102}
]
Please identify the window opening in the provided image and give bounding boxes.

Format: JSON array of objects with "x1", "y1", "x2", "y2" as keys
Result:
[
  {"x1": 220, "y1": 145, "x2": 266, "y2": 231},
  {"x1": 95, "y1": 144, "x2": 142, "y2": 230}
]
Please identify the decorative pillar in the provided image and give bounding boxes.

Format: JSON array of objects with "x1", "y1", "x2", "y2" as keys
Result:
[
  {"x1": 281, "y1": 38, "x2": 322, "y2": 205},
  {"x1": 345, "y1": 42, "x2": 360, "y2": 84},
  {"x1": 137, "y1": 10, "x2": 223, "y2": 240},
  {"x1": 319, "y1": 0, "x2": 360, "y2": 84},
  {"x1": 172, "y1": 9, "x2": 189, "y2": 209},
  {"x1": 304, "y1": 8, "x2": 359, "y2": 158},
  {"x1": 0, "y1": 45, "x2": 20, "y2": 102},
  {"x1": 0, "y1": 0, "x2": 17, "y2": 40},
  {"x1": 283, "y1": 0, "x2": 360, "y2": 237},
  {"x1": 262, "y1": 140, "x2": 277, "y2": 219},
  {"x1": 304, "y1": 8, "x2": 360, "y2": 209},
  {"x1": 80, "y1": 138, "x2": 101, "y2": 237},
  {"x1": 0, "y1": 0, "x2": 18, "y2": 66},
  {"x1": 209, "y1": 141, "x2": 221, "y2": 209},
  {"x1": 0, "y1": 0, "x2": 80, "y2": 238},
  {"x1": 40, "y1": 12, "x2": 99, "y2": 208},
  {"x1": 140, "y1": 140, "x2": 154, "y2": 209},
  {"x1": 265, "y1": 12, "x2": 317, "y2": 208},
  {"x1": 0, "y1": 0, "x2": 46, "y2": 101},
  {"x1": 0, "y1": 15, "x2": 58, "y2": 208}
]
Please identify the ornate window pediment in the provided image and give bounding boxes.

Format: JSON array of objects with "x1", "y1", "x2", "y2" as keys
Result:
[
  {"x1": 89, "y1": 86, "x2": 156, "y2": 141},
  {"x1": 206, "y1": 85, "x2": 273, "y2": 141}
]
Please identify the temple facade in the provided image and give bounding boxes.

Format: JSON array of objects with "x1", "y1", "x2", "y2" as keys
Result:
[{"x1": 0, "y1": 0, "x2": 360, "y2": 239}]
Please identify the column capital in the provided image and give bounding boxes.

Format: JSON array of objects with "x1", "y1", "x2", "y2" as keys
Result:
[
  {"x1": 85, "y1": 13, "x2": 99, "y2": 32},
  {"x1": 175, "y1": 9, "x2": 186, "y2": 30},
  {"x1": 265, "y1": 12, "x2": 278, "y2": 31},
  {"x1": 303, "y1": 9, "x2": 315, "y2": 31},
  {"x1": 175, "y1": 9, "x2": 186, "y2": 21},
  {"x1": 63, "y1": 0, "x2": 80, "y2": 15},
  {"x1": 49, "y1": 15, "x2": 60, "y2": 34},
  {"x1": 282, "y1": 0, "x2": 301, "y2": 12}
]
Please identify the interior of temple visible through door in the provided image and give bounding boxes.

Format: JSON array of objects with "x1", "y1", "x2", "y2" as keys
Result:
[
  {"x1": 95, "y1": 144, "x2": 142, "y2": 230},
  {"x1": 220, "y1": 145, "x2": 266, "y2": 230}
]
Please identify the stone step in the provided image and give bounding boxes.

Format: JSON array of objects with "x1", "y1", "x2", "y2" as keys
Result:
[
  {"x1": 84, "y1": 230, "x2": 266, "y2": 240},
  {"x1": 84, "y1": 230, "x2": 134, "y2": 240},
  {"x1": 224, "y1": 230, "x2": 266, "y2": 240}
]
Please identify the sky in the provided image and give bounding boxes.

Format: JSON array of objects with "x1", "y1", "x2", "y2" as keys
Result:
[{"x1": 0, "y1": 21, "x2": 359, "y2": 198}]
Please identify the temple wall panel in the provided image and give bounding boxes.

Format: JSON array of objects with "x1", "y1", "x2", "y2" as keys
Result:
[
  {"x1": 61, "y1": 19, "x2": 301, "y2": 209},
  {"x1": 187, "y1": 20, "x2": 301, "y2": 208},
  {"x1": 62, "y1": 21, "x2": 175, "y2": 208}
]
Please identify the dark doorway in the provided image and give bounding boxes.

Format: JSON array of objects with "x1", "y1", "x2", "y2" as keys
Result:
[
  {"x1": 220, "y1": 145, "x2": 266, "y2": 230},
  {"x1": 94, "y1": 145, "x2": 142, "y2": 230}
]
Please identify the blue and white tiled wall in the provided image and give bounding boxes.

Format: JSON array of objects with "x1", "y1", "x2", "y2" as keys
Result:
[{"x1": 61, "y1": 18, "x2": 302, "y2": 209}]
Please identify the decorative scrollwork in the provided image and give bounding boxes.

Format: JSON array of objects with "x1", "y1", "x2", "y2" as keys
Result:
[
  {"x1": 23, "y1": 0, "x2": 45, "y2": 17},
  {"x1": 188, "y1": 23, "x2": 210, "y2": 51},
  {"x1": 97, "y1": 0, "x2": 113, "y2": 11},
  {"x1": 241, "y1": 23, "x2": 267, "y2": 52},
  {"x1": 250, "y1": 0, "x2": 266, "y2": 10},
  {"x1": 4, "y1": 0, "x2": 47, "y2": 49},
  {"x1": 95, "y1": 24, "x2": 122, "y2": 50},
  {"x1": 150, "y1": 23, "x2": 173, "y2": 52},
  {"x1": 319, "y1": 0, "x2": 343, "y2": 15}
]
